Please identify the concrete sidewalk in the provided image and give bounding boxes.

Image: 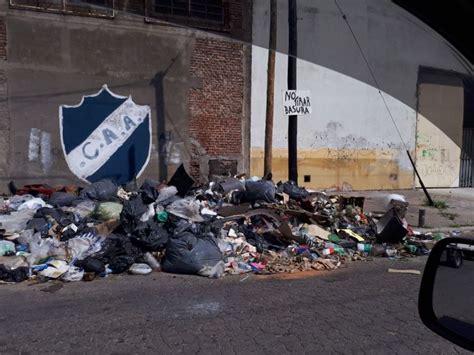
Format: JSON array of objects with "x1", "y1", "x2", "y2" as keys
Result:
[{"x1": 339, "y1": 188, "x2": 474, "y2": 231}]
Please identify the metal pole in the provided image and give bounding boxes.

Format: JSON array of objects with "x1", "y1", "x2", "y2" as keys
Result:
[
  {"x1": 407, "y1": 150, "x2": 434, "y2": 206},
  {"x1": 288, "y1": 0, "x2": 298, "y2": 183},
  {"x1": 264, "y1": 0, "x2": 277, "y2": 177}
]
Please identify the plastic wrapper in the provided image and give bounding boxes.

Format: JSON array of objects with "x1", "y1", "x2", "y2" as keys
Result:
[
  {"x1": 67, "y1": 233, "x2": 103, "y2": 261},
  {"x1": 27, "y1": 235, "x2": 67, "y2": 266},
  {"x1": 68, "y1": 200, "x2": 96, "y2": 219},
  {"x1": 0, "y1": 209, "x2": 36, "y2": 234},
  {"x1": 156, "y1": 186, "x2": 178, "y2": 206},
  {"x1": 62, "y1": 266, "x2": 84, "y2": 282},
  {"x1": 17, "y1": 198, "x2": 47, "y2": 211},
  {"x1": 94, "y1": 202, "x2": 123, "y2": 221},
  {"x1": 166, "y1": 198, "x2": 204, "y2": 223},
  {"x1": 8, "y1": 194, "x2": 35, "y2": 210}
]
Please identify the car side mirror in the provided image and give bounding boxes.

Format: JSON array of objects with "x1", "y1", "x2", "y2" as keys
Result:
[{"x1": 419, "y1": 237, "x2": 474, "y2": 351}]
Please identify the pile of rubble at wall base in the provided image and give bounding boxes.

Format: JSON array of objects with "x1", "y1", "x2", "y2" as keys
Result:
[{"x1": 0, "y1": 166, "x2": 445, "y2": 284}]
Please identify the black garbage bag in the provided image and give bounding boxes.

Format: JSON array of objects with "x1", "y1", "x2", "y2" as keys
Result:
[
  {"x1": 0, "y1": 265, "x2": 29, "y2": 283},
  {"x1": 48, "y1": 191, "x2": 78, "y2": 207},
  {"x1": 109, "y1": 255, "x2": 135, "y2": 274},
  {"x1": 375, "y1": 209, "x2": 407, "y2": 244},
  {"x1": 161, "y1": 231, "x2": 222, "y2": 275},
  {"x1": 214, "y1": 177, "x2": 245, "y2": 194},
  {"x1": 34, "y1": 207, "x2": 77, "y2": 227},
  {"x1": 120, "y1": 196, "x2": 149, "y2": 234},
  {"x1": 277, "y1": 181, "x2": 309, "y2": 200},
  {"x1": 26, "y1": 217, "x2": 50, "y2": 234},
  {"x1": 99, "y1": 234, "x2": 141, "y2": 261},
  {"x1": 168, "y1": 164, "x2": 195, "y2": 197},
  {"x1": 130, "y1": 220, "x2": 169, "y2": 251},
  {"x1": 238, "y1": 226, "x2": 286, "y2": 253},
  {"x1": 239, "y1": 180, "x2": 276, "y2": 203},
  {"x1": 75, "y1": 257, "x2": 105, "y2": 274},
  {"x1": 79, "y1": 179, "x2": 118, "y2": 201},
  {"x1": 140, "y1": 179, "x2": 160, "y2": 204}
]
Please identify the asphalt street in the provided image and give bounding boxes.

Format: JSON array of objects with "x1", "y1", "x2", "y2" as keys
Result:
[{"x1": 0, "y1": 257, "x2": 470, "y2": 354}]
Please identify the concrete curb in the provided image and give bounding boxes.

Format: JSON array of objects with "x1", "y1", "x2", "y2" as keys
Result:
[{"x1": 413, "y1": 226, "x2": 474, "y2": 234}]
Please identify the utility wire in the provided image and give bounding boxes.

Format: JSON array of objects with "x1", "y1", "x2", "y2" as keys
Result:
[
  {"x1": 334, "y1": 0, "x2": 409, "y2": 151},
  {"x1": 334, "y1": 0, "x2": 434, "y2": 205}
]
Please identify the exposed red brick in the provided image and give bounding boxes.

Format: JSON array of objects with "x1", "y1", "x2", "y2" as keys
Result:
[
  {"x1": 188, "y1": 37, "x2": 244, "y2": 179},
  {"x1": 0, "y1": 18, "x2": 6, "y2": 61}
]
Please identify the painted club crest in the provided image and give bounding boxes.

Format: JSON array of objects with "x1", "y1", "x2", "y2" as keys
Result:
[{"x1": 60, "y1": 85, "x2": 152, "y2": 185}]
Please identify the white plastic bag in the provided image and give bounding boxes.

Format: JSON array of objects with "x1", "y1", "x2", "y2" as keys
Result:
[
  {"x1": 17, "y1": 198, "x2": 47, "y2": 211},
  {"x1": 129, "y1": 263, "x2": 152, "y2": 275}
]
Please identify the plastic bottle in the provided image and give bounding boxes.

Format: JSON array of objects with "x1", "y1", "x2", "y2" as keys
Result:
[
  {"x1": 144, "y1": 252, "x2": 161, "y2": 271},
  {"x1": 237, "y1": 262, "x2": 252, "y2": 273},
  {"x1": 156, "y1": 211, "x2": 169, "y2": 223}
]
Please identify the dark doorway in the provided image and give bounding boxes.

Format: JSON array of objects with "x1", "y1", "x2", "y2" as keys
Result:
[{"x1": 460, "y1": 77, "x2": 474, "y2": 187}]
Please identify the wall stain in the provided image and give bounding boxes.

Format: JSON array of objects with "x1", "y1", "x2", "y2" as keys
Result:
[{"x1": 251, "y1": 148, "x2": 413, "y2": 190}]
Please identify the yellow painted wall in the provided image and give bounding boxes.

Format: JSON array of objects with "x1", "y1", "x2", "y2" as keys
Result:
[{"x1": 251, "y1": 148, "x2": 414, "y2": 190}]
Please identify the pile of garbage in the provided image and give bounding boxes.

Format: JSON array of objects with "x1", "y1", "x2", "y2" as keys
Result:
[{"x1": 0, "y1": 165, "x2": 442, "y2": 283}]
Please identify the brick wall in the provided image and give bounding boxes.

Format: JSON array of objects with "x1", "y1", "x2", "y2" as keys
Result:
[
  {"x1": 189, "y1": 37, "x2": 244, "y2": 180},
  {"x1": 0, "y1": 17, "x2": 9, "y2": 176},
  {"x1": 0, "y1": 18, "x2": 6, "y2": 60}
]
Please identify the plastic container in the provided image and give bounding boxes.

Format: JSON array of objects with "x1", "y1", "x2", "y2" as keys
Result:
[
  {"x1": 328, "y1": 234, "x2": 340, "y2": 243},
  {"x1": 384, "y1": 247, "x2": 398, "y2": 257},
  {"x1": 357, "y1": 243, "x2": 372, "y2": 253},
  {"x1": 0, "y1": 240, "x2": 16, "y2": 256},
  {"x1": 322, "y1": 248, "x2": 334, "y2": 256}
]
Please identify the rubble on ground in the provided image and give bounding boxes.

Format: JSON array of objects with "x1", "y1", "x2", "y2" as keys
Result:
[{"x1": 0, "y1": 165, "x2": 450, "y2": 283}]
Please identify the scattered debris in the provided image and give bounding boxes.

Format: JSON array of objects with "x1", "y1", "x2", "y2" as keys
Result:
[
  {"x1": 388, "y1": 268, "x2": 421, "y2": 275},
  {"x1": 0, "y1": 168, "x2": 453, "y2": 284}
]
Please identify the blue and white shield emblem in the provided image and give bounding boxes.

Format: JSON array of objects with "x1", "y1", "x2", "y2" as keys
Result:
[{"x1": 59, "y1": 85, "x2": 152, "y2": 185}]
